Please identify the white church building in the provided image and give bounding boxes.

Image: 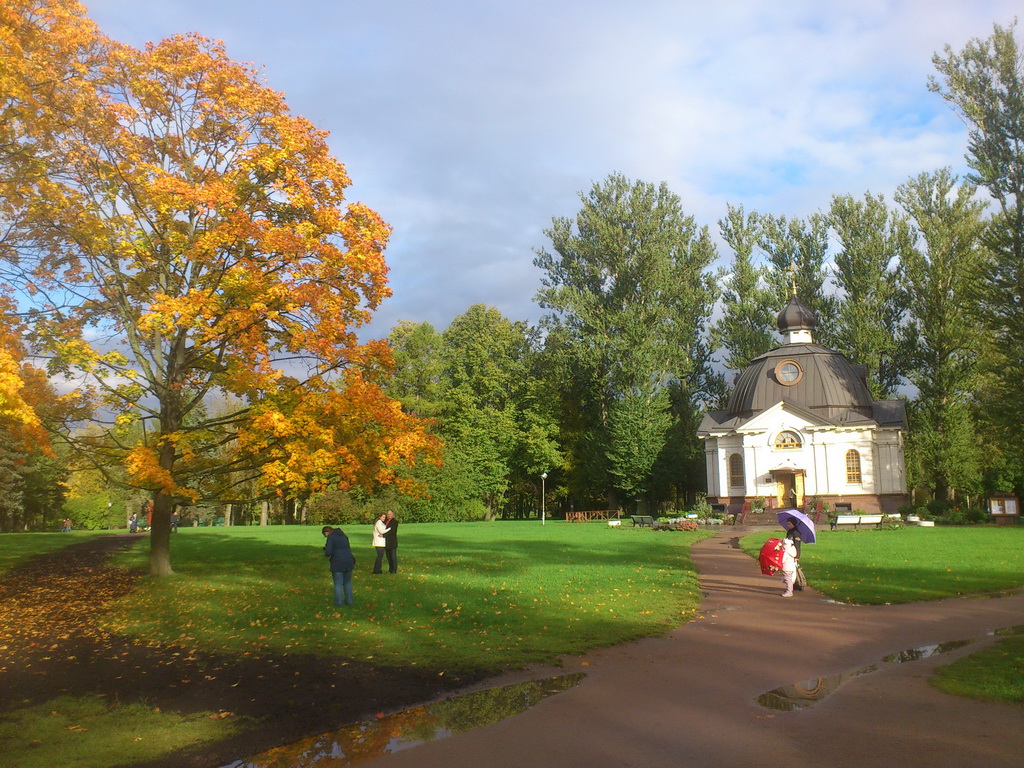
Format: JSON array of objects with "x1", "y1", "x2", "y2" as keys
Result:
[{"x1": 698, "y1": 295, "x2": 908, "y2": 516}]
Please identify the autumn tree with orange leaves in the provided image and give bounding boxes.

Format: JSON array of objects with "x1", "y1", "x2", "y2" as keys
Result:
[
  {"x1": 0, "y1": 296, "x2": 65, "y2": 531},
  {"x1": 0, "y1": 1, "x2": 439, "y2": 574}
]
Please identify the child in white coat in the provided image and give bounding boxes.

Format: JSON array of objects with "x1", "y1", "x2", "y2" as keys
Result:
[{"x1": 780, "y1": 537, "x2": 798, "y2": 597}]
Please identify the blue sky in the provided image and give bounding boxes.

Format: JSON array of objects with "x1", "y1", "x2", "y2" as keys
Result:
[{"x1": 84, "y1": 0, "x2": 1020, "y2": 340}]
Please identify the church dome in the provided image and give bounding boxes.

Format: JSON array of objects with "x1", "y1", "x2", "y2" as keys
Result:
[
  {"x1": 725, "y1": 345, "x2": 873, "y2": 420},
  {"x1": 777, "y1": 295, "x2": 817, "y2": 334},
  {"x1": 726, "y1": 297, "x2": 873, "y2": 421}
]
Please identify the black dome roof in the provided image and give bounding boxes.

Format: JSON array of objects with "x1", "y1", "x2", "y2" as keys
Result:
[
  {"x1": 777, "y1": 295, "x2": 817, "y2": 334},
  {"x1": 725, "y1": 344, "x2": 874, "y2": 420},
  {"x1": 727, "y1": 298, "x2": 872, "y2": 420}
]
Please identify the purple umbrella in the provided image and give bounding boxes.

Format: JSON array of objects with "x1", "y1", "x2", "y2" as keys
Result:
[{"x1": 778, "y1": 508, "x2": 816, "y2": 544}]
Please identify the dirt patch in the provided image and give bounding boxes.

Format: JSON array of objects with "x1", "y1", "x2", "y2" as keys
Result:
[{"x1": 0, "y1": 535, "x2": 485, "y2": 768}]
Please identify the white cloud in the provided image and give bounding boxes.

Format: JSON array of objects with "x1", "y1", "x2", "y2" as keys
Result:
[{"x1": 81, "y1": 0, "x2": 1021, "y2": 338}]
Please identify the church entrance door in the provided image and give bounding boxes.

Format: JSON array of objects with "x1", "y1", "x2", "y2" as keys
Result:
[{"x1": 774, "y1": 471, "x2": 804, "y2": 509}]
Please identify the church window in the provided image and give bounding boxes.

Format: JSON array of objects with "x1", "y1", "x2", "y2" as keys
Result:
[
  {"x1": 774, "y1": 431, "x2": 801, "y2": 450},
  {"x1": 729, "y1": 454, "x2": 744, "y2": 488},
  {"x1": 774, "y1": 359, "x2": 804, "y2": 386},
  {"x1": 846, "y1": 450, "x2": 862, "y2": 484}
]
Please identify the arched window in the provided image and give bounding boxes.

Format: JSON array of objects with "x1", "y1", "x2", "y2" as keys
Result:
[
  {"x1": 729, "y1": 453, "x2": 744, "y2": 488},
  {"x1": 846, "y1": 449, "x2": 862, "y2": 484},
  {"x1": 774, "y1": 430, "x2": 802, "y2": 450}
]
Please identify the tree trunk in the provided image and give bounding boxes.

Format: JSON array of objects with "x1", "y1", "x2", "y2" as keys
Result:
[
  {"x1": 260, "y1": 500, "x2": 269, "y2": 526},
  {"x1": 149, "y1": 492, "x2": 173, "y2": 577}
]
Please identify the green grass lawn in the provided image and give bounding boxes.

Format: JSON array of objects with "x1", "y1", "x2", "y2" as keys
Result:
[
  {"x1": 0, "y1": 530, "x2": 108, "y2": 575},
  {"x1": 931, "y1": 631, "x2": 1024, "y2": 705},
  {"x1": 740, "y1": 526, "x2": 1024, "y2": 605},
  {"x1": 0, "y1": 694, "x2": 250, "y2": 768},
  {"x1": 103, "y1": 521, "x2": 713, "y2": 674},
  {"x1": 5, "y1": 521, "x2": 1021, "y2": 768}
]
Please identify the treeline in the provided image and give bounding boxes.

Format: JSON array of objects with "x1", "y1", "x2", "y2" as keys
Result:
[
  {"x1": 2, "y1": 11, "x2": 1022, "y2": 533},
  {"x1": 348, "y1": 21, "x2": 1024, "y2": 522}
]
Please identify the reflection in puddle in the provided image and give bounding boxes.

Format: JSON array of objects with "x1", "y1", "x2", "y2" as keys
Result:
[
  {"x1": 756, "y1": 626, "x2": 1024, "y2": 712},
  {"x1": 755, "y1": 665, "x2": 881, "y2": 712},
  {"x1": 881, "y1": 639, "x2": 974, "y2": 664},
  {"x1": 223, "y1": 673, "x2": 585, "y2": 768}
]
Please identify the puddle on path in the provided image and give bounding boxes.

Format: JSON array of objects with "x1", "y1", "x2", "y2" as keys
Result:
[
  {"x1": 756, "y1": 625, "x2": 1024, "y2": 712},
  {"x1": 222, "y1": 672, "x2": 586, "y2": 768}
]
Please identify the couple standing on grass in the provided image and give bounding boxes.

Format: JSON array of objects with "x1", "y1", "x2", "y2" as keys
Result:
[
  {"x1": 372, "y1": 510, "x2": 399, "y2": 575},
  {"x1": 322, "y1": 510, "x2": 400, "y2": 608}
]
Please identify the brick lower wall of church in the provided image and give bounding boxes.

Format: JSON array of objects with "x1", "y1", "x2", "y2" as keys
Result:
[{"x1": 708, "y1": 494, "x2": 909, "y2": 516}]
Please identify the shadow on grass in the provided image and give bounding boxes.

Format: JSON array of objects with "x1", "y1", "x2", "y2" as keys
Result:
[{"x1": 106, "y1": 524, "x2": 709, "y2": 674}]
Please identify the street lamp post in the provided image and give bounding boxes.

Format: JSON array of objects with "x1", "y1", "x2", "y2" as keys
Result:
[{"x1": 541, "y1": 472, "x2": 548, "y2": 526}]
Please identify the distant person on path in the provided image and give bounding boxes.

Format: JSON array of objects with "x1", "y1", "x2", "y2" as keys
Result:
[
  {"x1": 372, "y1": 513, "x2": 391, "y2": 574},
  {"x1": 384, "y1": 509, "x2": 399, "y2": 573},
  {"x1": 323, "y1": 526, "x2": 356, "y2": 607},
  {"x1": 780, "y1": 537, "x2": 798, "y2": 597},
  {"x1": 784, "y1": 519, "x2": 804, "y2": 591},
  {"x1": 170, "y1": 511, "x2": 179, "y2": 532},
  {"x1": 128, "y1": 512, "x2": 138, "y2": 533}
]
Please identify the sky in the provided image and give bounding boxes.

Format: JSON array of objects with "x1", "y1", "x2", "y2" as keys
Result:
[{"x1": 84, "y1": 0, "x2": 1020, "y2": 341}]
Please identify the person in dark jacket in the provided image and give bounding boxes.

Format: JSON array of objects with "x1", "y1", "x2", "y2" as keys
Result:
[
  {"x1": 384, "y1": 510, "x2": 399, "y2": 574},
  {"x1": 322, "y1": 526, "x2": 356, "y2": 607}
]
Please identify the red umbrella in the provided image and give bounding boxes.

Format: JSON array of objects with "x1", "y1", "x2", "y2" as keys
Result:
[{"x1": 759, "y1": 538, "x2": 786, "y2": 575}]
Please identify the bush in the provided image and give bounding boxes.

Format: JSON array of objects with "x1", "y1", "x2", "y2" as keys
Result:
[
  {"x1": 306, "y1": 487, "x2": 485, "y2": 525},
  {"x1": 899, "y1": 502, "x2": 928, "y2": 519},
  {"x1": 688, "y1": 493, "x2": 713, "y2": 519},
  {"x1": 934, "y1": 505, "x2": 988, "y2": 526},
  {"x1": 922, "y1": 499, "x2": 989, "y2": 526}
]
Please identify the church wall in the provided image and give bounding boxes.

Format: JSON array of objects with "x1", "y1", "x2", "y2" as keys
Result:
[{"x1": 701, "y1": 422, "x2": 908, "y2": 515}]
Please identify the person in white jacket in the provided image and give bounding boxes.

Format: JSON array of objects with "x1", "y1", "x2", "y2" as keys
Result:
[
  {"x1": 372, "y1": 513, "x2": 391, "y2": 574},
  {"x1": 780, "y1": 537, "x2": 798, "y2": 597}
]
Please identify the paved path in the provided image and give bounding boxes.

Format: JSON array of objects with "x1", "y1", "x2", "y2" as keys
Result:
[{"x1": 362, "y1": 529, "x2": 1024, "y2": 768}]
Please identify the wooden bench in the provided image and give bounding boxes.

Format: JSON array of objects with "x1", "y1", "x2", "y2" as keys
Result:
[
  {"x1": 566, "y1": 509, "x2": 621, "y2": 523},
  {"x1": 830, "y1": 514, "x2": 885, "y2": 530},
  {"x1": 631, "y1": 515, "x2": 654, "y2": 527}
]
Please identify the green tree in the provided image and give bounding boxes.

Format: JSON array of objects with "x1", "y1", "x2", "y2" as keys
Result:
[
  {"x1": 386, "y1": 321, "x2": 445, "y2": 420},
  {"x1": 896, "y1": 169, "x2": 988, "y2": 503},
  {"x1": 712, "y1": 204, "x2": 776, "y2": 373},
  {"x1": 534, "y1": 173, "x2": 718, "y2": 509},
  {"x1": 605, "y1": 389, "x2": 671, "y2": 502},
  {"x1": 759, "y1": 212, "x2": 836, "y2": 345},
  {"x1": 0, "y1": 436, "x2": 25, "y2": 531},
  {"x1": 828, "y1": 192, "x2": 914, "y2": 398},
  {"x1": 930, "y1": 20, "x2": 1024, "y2": 485},
  {"x1": 437, "y1": 305, "x2": 560, "y2": 519},
  {"x1": 19, "y1": 448, "x2": 68, "y2": 530}
]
